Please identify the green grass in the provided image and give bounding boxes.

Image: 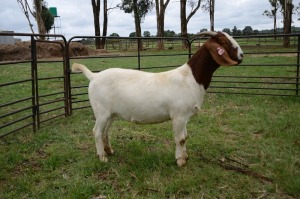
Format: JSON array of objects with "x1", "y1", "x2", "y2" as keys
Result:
[
  {"x1": 0, "y1": 94, "x2": 299, "y2": 198},
  {"x1": 1, "y1": 43, "x2": 300, "y2": 198}
]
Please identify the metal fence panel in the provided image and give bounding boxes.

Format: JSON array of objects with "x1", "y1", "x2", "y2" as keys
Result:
[
  {"x1": 0, "y1": 33, "x2": 68, "y2": 138},
  {"x1": 0, "y1": 32, "x2": 299, "y2": 138}
]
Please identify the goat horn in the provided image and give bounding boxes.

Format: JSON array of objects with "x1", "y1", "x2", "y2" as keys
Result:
[{"x1": 197, "y1": 31, "x2": 218, "y2": 37}]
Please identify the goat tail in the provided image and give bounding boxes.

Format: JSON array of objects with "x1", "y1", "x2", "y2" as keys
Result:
[{"x1": 72, "y1": 63, "x2": 94, "y2": 81}]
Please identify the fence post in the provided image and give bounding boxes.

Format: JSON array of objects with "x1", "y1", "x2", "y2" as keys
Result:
[
  {"x1": 188, "y1": 39, "x2": 192, "y2": 59},
  {"x1": 137, "y1": 38, "x2": 141, "y2": 70},
  {"x1": 30, "y1": 36, "x2": 38, "y2": 130},
  {"x1": 61, "y1": 37, "x2": 70, "y2": 116},
  {"x1": 297, "y1": 34, "x2": 300, "y2": 96},
  {"x1": 65, "y1": 41, "x2": 73, "y2": 115}
]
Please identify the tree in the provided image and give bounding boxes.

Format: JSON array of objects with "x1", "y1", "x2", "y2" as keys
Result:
[
  {"x1": 180, "y1": 0, "x2": 188, "y2": 47},
  {"x1": 34, "y1": 0, "x2": 46, "y2": 40},
  {"x1": 222, "y1": 28, "x2": 231, "y2": 35},
  {"x1": 129, "y1": 32, "x2": 136, "y2": 37},
  {"x1": 110, "y1": 33, "x2": 120, "y2": 37},
  {"x1": 155, "y1": 0, "x2": 171, "y2": 49},
  {"x1": 263, "y1": 0, "x2": 280, "y2": 38},
  {"x1": 237, "y1": 29, "x2": 242, "y2": 36},
  {"x1": 202, "y1": 0, "x2": 215, "y2": 31},
  {"x1": 100, "y1": 0, "x2": 108, "y2": 49},
  {"x1": 243, "y1": 26, "x2": 253, "y2": 35},
  {"x1": 17, "y1": 0, "x2": 36, "y2": 35},
  {"x1": 232, "y1": 26, "x2": 242, "y2": 36},
  {"x1": 200, "y1": 28, "x2": 208, "y2": 32},
  {"x1": 42, "y1": 5, "x2": 54, "y2": 33},
  {"x1": 279, "y1": 0, "x2": 293, "y2": 47},
  {"x1": 143, "y1": 31, "x2": 151, "y2": 37},
  {"x1": 91, "y1": 0, "x2": 101, "y2": 49},
  {"x1": 17, "y1": 0, "x2": 53, "y2": 40},
  {"x1": 164, "y1": 30, "x2": 176, "y2": 37},
  {"x1": 180, "y1": 0, "x2": 202, "y2": 48},
  {"x1": 120, "y1": 0, "x2": 154, "y2": 50}
]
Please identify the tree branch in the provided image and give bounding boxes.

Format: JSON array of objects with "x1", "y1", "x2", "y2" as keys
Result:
[
  {"x1": 199, "y1": 154, "x2": 273, "y2": 183},
  {"x1": 17, "y1": 0, "x2": 36, "y2": 35},
  {"x1": 187, "y1": 0, "x2": 201, "y2": 24}
]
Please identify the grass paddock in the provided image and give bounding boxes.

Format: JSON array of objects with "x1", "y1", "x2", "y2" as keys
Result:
[{"x1": 1, "y1": 93, "x2": 299, "y2": 198}]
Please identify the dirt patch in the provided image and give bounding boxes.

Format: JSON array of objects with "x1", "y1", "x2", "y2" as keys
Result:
[{"x1": 0, "y1": 41, "x2": 108, "y2": 61}]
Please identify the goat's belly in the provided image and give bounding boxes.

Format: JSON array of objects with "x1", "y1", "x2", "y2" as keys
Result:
[
  {"x1": 113, "y1": 105, "x2": 171, "y2": 124},
  {"x1": 128, "y1": 114, "x2": 170, "y2": 124}
]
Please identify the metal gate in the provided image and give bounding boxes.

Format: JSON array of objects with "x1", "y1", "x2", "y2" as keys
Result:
[{"x1": 0, "y1": 33, "x2": 69, "y2": 138}]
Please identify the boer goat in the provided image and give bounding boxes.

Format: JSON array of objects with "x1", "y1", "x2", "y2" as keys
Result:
[{"x1": 72, "y1": 31, "x2": 243, "y2": 167}]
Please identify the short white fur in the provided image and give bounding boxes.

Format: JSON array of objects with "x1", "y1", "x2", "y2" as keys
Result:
[{"x1": 222, "y1": 32, "x2": 244, "y2": 60}]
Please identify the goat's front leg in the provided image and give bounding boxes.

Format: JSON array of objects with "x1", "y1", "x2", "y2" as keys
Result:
[{"x1": 172, "y1": 118, "x2": 188, "y2": 167}]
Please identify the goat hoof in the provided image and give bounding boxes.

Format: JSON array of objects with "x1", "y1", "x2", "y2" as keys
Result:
[
  {"x1": 176, "y1": 158, "x2": 187, "y2": 167},
  {"x1": 98, "y1": 154, "x2": 108, "y2": 162},
  {"x1": 104, "y1": 147, "x2": 114, "y2": 156}
]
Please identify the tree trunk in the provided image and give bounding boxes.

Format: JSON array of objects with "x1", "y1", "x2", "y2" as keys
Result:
[
  {"x1": 34, "y1": 0, "x2": 46, "y2": 40},
  {"x1": 274, "y1": 0, "x2": 277, "y2": 40},
  {"x1": 156, "y1": 0, "x2": 170, "y2": 50},
  {"x1": 133, "y1": 0, "x2": 143, "y2": 50},
  {"x1": 210, "y1": 0, "x2": 215, "y2": 31},
  {"x1": 180, "y1": 0, "x2": 189, "y2": 48},
  {"x1": 274, "y1": 13, "x2": 277, "y2": 40},
  {"x1": 156, "y1": 0, "x2": 163, "y2": 49},
  {"x1": 100, "y1": 0, "x2": 107, "y2": 49},
  {"x1": 283, "y1": 0, "x2": 292, "y2": 47},
  {"x1": 181, "y1": 0, "x2": 201, "y2": 48},
  {"x1": 91, "y1": 0, "x2": 101, "y2": 49},
  {"x1": 155, "y1": 0, "x2": 170, "y2": 50}
]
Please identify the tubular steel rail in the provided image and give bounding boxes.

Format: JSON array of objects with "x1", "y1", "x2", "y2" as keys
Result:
[
  {"x1": 0, "y1": 33, "x2": 68, "y2": 138},
  {"x1": 0, "y1": 32, "x2": 299, "y2": 138}
]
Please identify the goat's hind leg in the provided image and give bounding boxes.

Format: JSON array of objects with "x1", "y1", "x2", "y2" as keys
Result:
[
  {"x1": 103, "y1": 117, "x2": 115, "y2": 156},
  {"x1": 93, "y1": 114, "x2": 110, "y2": 162}
]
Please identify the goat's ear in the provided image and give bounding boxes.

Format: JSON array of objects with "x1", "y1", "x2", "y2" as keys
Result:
[{"x1": 206, "y1": 40, "x2": 238, "y2": 66}]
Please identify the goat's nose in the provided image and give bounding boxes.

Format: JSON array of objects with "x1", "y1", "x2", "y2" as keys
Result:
[{"x1": 238, "y1": 53, "x2": 244, "y2": 61}]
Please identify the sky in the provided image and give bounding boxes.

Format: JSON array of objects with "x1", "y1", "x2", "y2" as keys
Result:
[{"x1": 1, "y1": 0, "x2": 300, "y2": 40}]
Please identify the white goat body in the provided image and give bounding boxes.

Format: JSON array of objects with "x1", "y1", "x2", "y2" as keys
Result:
[
  {"x1": 72, "y1": 31, "x2": 243, "y2": 167},
  {"x1": 73, "y1": 63, "x2": 205, "y2": 124}
]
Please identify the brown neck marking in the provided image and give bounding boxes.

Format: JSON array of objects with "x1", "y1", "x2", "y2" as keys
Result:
[{"x1": 187, "y1": 42, "x2": 220, "y2": 90}]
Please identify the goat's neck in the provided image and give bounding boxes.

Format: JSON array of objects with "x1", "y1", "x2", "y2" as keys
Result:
[{"x1": 187, "y1": 46, "x2": 220, "y2": 90}]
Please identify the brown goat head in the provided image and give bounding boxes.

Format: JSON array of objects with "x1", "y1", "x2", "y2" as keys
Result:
[{"x1": 200, "y1": 31, "x2": 243, "y2": 66}]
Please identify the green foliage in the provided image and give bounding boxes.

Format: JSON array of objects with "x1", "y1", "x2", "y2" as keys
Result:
[
  {"x1": 222, "y1": 28, "x2": 231, "y2": 35},
  {"x1": 164, "y1": 29, "x2": 176, "y2": 37},
  {"x1": 143, "y1": 30, "x2": 151, "y2": 37},
  {"x1": 243, "y1": 26, "x2": 253, "y2": 35},
  {"x1": 232, "y1": 26, "x2": 241, "y2": 36},
  {"x1": 263, "y1": 0, "x2": 280, "y2": 18},
  {"x1": 129, "y1": 32, "x2": 136, "y2": 37},
  {"x1": 110, "y1": 33, "x2": 120, "y2": 37},
  {"x1": 120, "y1": 0, "x2": 154, "y2": 19},
  {"x1": 42, "y1": 6, "x2": 54, "y2": 33}
]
